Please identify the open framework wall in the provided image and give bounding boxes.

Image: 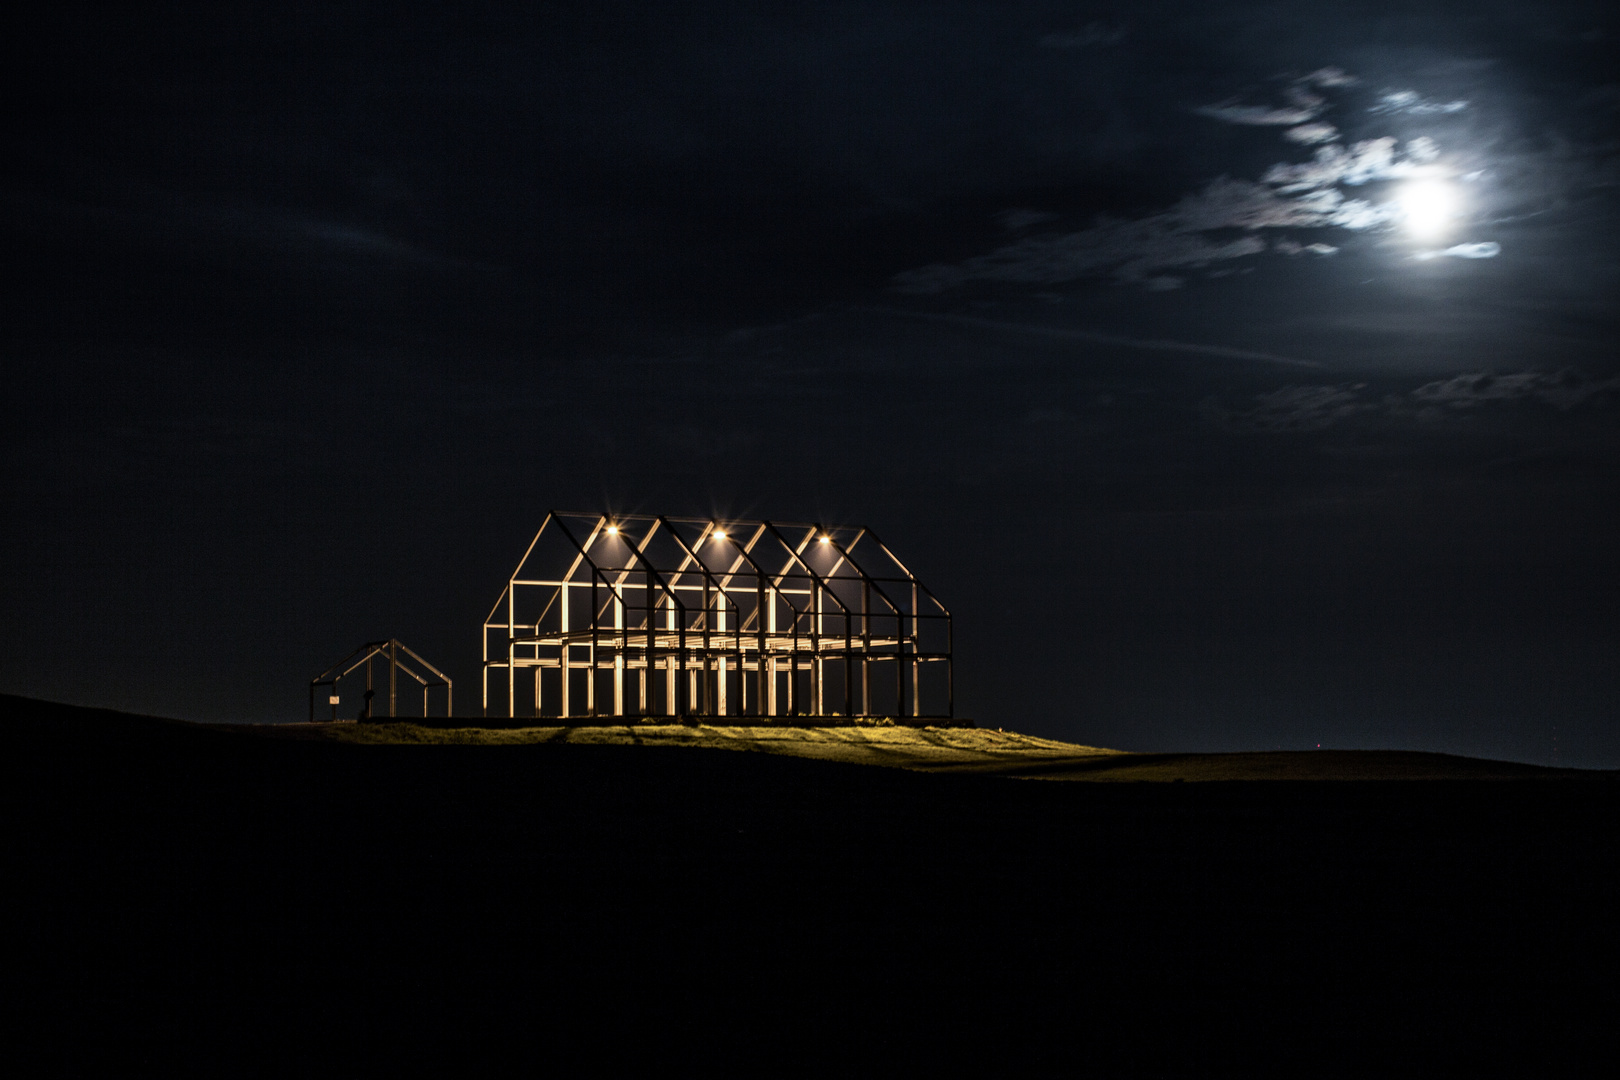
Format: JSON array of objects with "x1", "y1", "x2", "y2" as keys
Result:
[{"x1": 482, "y1": 513, "x2": 952, "y2": 721}]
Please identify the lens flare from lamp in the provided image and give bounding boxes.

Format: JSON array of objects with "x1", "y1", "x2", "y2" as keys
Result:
[
  {"x1": 1395, "y1": 180, "x2": 1459, "y2": 239},
  {"x1": 606, "y1": 525, "x2": 618, "y2": 535},
  {"x1": 713, "y1": 531, "x2": 727, "y2": 541}
]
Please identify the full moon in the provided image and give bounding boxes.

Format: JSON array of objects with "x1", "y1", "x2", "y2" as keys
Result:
[{"x1": 1395, "y1": 179, "x2": 1461, "y2": 239}]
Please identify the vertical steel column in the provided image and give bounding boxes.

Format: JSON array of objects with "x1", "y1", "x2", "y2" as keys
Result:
[
  {"x1": 767, "y1": 589, "x2": 778, "y2": 716},
  {"x1": 560, "y1": 583, "x2": 570, "y2": 719},
  {"x1": 861, "y1": 580, "x2": 871, "y2": 716},
  {"x1": 678, "y1": 597, "x2": 688, "y2": 717},
  {"x1": 702, "y1": 578, "x2": 712, "y2": 716},
  {"x1": 757, "y1": 577, "x2": 767, "y2": 717},
  {"x1": 614, "y1": 587, "x2": 624, "y2": 716},
  {"x1": 910, "y1": 582, "x2": 920, "y2": 717},
  {"x1": 814, "y1": 581, "x2": 823, "y2": 715},
  {"x1": 507, "y1": 577, "x2": 516, "y2": 719},
  {"x1": 844, "y1": 593, "x2": 854, "y2": 720},
  {"x1": 638, "y1": 576, "x2": 648, "y2": 715},
  {"x1": 667, "y1": 596, "x2": 678, "y2": 716},
  {"x1": 589, "y1": 573, "x2": 599, "y2": 717},
  {"x1": 716, "y1": 596, "x2": 728, "y2": 716},
  {"x1": 895, "y1": 620, "x2": 904, "y2": 720},
  {"x1": 389, "y1": 639, "x2": 398, "y2": 718}
]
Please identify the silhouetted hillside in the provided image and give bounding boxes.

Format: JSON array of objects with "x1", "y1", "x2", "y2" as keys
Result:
[{"x1": 6, "y1": 695, "x2": 1615, "y2": 1072}]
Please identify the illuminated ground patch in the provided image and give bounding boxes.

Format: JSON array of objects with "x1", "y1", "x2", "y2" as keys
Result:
[{"x1": 292, "y1": 722, "x2": 1579, "y2": 780}]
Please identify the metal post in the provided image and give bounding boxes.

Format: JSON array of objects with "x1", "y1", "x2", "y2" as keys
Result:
[
  {"x1": 814, "y1": 582, "x2": 823, "y2": 715},
  {"x1": 757, "y1": 578, "x2": 767, "y2": 718},
  {"x1": 614, "y1": 586, "x2": 624, "y2": 717},
  {"x1": 911, "y1": 582, "x2": 920, "y2": 717},
  {"x1": 389, "y1": 639, "x2": 398, "y2": 718},
  {"x1": 590, "y1": 573, "x2": 598, "y2": 718},
  {"x1": 560, "y1": 582, "x2": 570, "y2": 719},
  {"x1": 767, "y1": 590, "x2": 778, "y2": 717},
  {"x1": 702, "y1": 578, "x2": 711, "y2": 716},
  {"x1": 845, "y1": 597, "x2": 854, "y2": 720},
  {"x1": 639, "y1": 577, "x2": 648, "y2": 716},
  {"x1": 717, "y1": 596, "x2": 727, "y2": 716},
  {"x1": 666, "y1": 593, "x2": 677, "y2": 716},
  {"x1": 862, "y1": 580, "x2": 871, "y2": 716},
  {"x1": 895, "y1": 629, "x2": 904, "y2": 720}
]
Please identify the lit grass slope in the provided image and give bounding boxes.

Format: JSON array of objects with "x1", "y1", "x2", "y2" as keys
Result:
[{"x1": 288, "y1": 720, "x2": 1579, "y2": 781}]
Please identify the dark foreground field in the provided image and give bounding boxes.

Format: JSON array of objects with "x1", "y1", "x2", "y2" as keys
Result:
[{"x1": 7, "y1": 695, "x2": 1617, "y2": 1074}]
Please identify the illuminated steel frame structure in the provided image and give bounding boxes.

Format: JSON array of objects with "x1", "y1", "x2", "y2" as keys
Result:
[{"x1": 482, "y1": 512, "x2": 953, "y2": 722}]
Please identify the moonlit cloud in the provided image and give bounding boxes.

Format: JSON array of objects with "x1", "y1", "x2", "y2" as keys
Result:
[
  {"x1": 1275, "y1": 239, "x2": 1338, "y2": 256},
  {"x1": 1213, "y1": 371, "x2": 1620, "y2": 433},
  {"x1": 1212, "y1": 384, "x2": 1373, "y2": 431},
  {"x1": 1038, "y1": 22, "x2": 1127, "y2": 49},
  {"x1": 893, "y1": 66, "x2": 1491, "y2": 295},
  {"x1": 864, "y1": 307, "x2": 1320, "y2": 367},
  {"x1": 1369, "y1": 90, "x2": 1469, "y2": 115},
  {"x1": 891, "y1": 217, "x2": 1267, "y2": 292},
  {"x1": 1412, "y1": 241, "x2": 1502, "y2": 260},
  {"x1": 1261, "y1": 137, "x2": 1434, "y2": 191},
  {"x1": 1412, "y1": 370, "x2": 1620, "y2": 409},
  {"x1": 1284, "y1": 123, "x2": 1340, "y2": 145},
  {"x1": 1196, "y1": 102, "x2": 1322, "y2": 126}
]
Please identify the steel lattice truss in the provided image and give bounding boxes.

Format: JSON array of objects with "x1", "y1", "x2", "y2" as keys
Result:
[{"x1": 482, "y1": 512, "x2": 953, "y2": 722}]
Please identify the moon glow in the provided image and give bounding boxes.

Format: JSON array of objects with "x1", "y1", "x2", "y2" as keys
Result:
[{"x1": 1395, "y1": 179, "x2": 1461, "y2": 239}]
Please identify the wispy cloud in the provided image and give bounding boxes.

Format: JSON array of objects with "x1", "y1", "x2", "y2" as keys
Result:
[
  {"x1": 1369, "y1": 90, "x2": 1468, "y2": 116},
  {"x1": 1039, "y1": 22, "x2": 1126, "y2": 49},
  {"x1": 1196, "y1": 102, "x2": 1323, "y2": 127},
  {"x1": 1210, "y1": 370, "x2": 1620, "y2": 433},
  {"x1": 1283, "y1": 123, "x2": 1340, "y2": 145},
  {"x1": 1209, "y1": 384, "x2": 1373, "y2": 432},
  {"x1": 1411, "y1": 371, "x2": 1620, "y2": 410},
  {"x1": 892, "y1": 66, "x2": 1492, "y2": 296},
  {"x1": 861, "y1": 307, "x2": 1320, "y2": 368},
  {"x1": 1412, "y1": 242, "x2": 1501, "y2": 260}
]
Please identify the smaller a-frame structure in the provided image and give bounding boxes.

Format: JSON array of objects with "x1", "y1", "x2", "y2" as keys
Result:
[{"x1": 309, "y1": 639, "x2": 452, "y2": 722}]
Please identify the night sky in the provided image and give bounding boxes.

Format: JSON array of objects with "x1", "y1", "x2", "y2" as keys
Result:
[{"x1": 4, "y1": 2, "x2": 1617, "y2": 766}]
